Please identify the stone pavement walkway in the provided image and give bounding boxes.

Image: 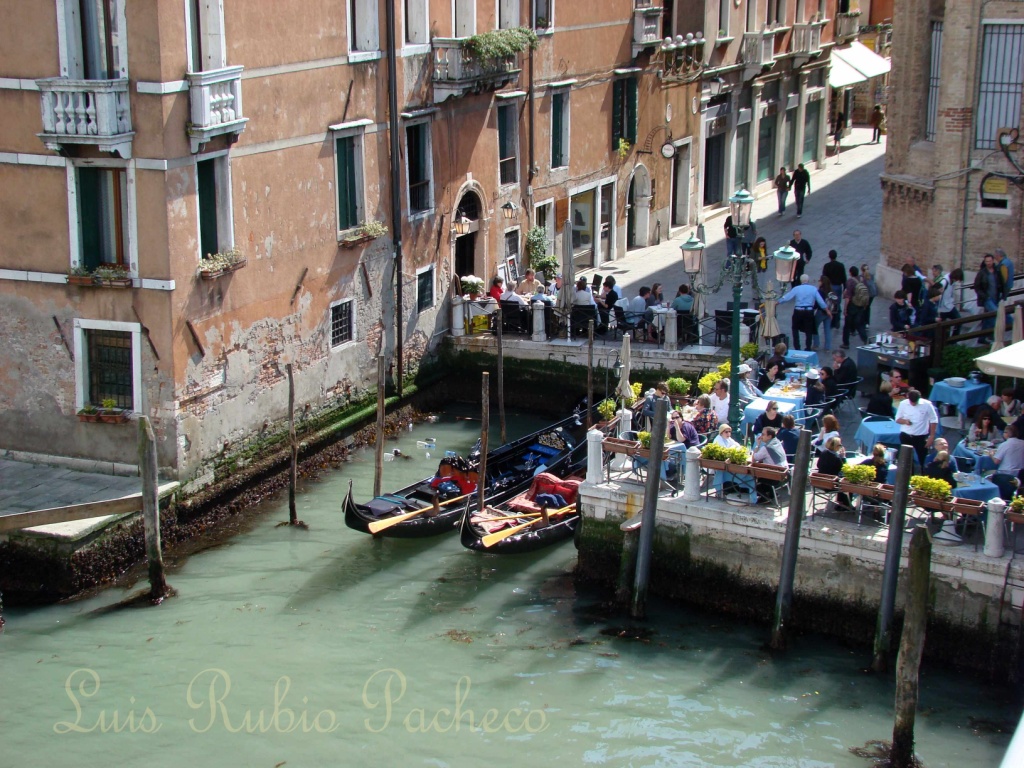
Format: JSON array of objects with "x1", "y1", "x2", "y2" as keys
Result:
[{"x1": 0, "y1": 458, "x2": 139, "y2": 520}]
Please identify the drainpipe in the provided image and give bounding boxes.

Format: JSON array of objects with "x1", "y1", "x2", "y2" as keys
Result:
[
  {"x1": 385, "y1": 0, "x2": 403, "y2": 393},
  {"x1": 528, "y1": 46, "x2": 536, "y2": 191}
]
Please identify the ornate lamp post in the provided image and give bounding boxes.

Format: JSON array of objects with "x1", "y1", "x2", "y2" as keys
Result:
[{"x1": 680, "y1": 188, "x2": 771, "y2": 430}]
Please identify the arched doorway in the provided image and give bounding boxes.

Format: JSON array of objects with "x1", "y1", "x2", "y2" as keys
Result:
[
  {"x1": 627, "y1": 165, "x2": 652, "y2": 250},
  {"x1": 453, "y1": 191, "x2": 482, "y2": 281}
]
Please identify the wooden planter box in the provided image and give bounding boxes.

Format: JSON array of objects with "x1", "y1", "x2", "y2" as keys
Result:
[
  {"x1": 839, "y1": 480, "x2": 881, "y2": 497},
  {"x1": 98, "y1": 409, "x2": 130, "y2": 424},
  {"x1": 723, "y1": 461, "x2": 751, "y2": 475},
  {"x1": 200, "y1": 258, "x2": 247, "y2": 280},
  {"x1": 94, "y1": 277, "x2": 133, "y2": 288},
  {"x1": 67, "y1": 274, "x2": 95, "y2": 286},
  {"x1": 951, "y1": 497, "x2": 985, "y2": 517},
  {"x1": 635, "y1": 446, "x2": 669, "y2": 461},
  {"x1": 77, "y1": 411, "x2": 101, "y2": 422},
  {"x1": 602, "y1": 437, "x2": 640, "y2": 456},
  {"x1": 667, "y1": 394, "x2": 692, "y2": 406},
  {"x1": 750, "y1": 462, "x2": 788, "y2": 481},
  {"x1": 339, "y1": 233, "x2": 375, "y2": 249},
  {"x1": 699, "y1": 457, "x2": 728, "y2": 471},
  {"x1": 809, "y1": 473, "x2": 839, "y2": 490},
  {"x1": 875, "y1": 483, "x2": 896, "y2": 501},
  {"x1": 911, "y1": 491, "x2": 953, "y2": 514}
]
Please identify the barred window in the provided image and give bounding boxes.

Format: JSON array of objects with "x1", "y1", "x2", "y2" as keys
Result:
[
  {"x1": 87, "y1": 329, "x2": 133, "y2": 409},
  {"x1": 416, "y1": 266, "x2": 435, "y2": 312},
  {"x1": 330, "y1": 300, "x2": 354, "y2": 347},
  {"x1": 976, "y1": 23, "x2": 1024, "y2": 150}
]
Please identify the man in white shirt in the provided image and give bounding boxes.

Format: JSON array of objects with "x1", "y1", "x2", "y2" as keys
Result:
[
  {"x1": 500, "y1": 289, "x2": 527, "y2": 305},
  {"x1": 895, "y1": 388, "x2": 938, "y2": 469},
  {"x1": 710, "y1": 379, "x2": 731, "y2": 424},
  {"x1": 992, "y1": 425, "x2": 1024, "y2": 499}
]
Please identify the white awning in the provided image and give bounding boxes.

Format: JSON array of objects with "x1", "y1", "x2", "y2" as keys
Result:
[
  {"x1": 832, "y1": 41, "x2": 892, "y2": 81},
  {"x1": 828, "y1": 55, "x2": 867, "y2": 89},
  {"x1": 975, "y1": 339, "x2": 1024, "y2": 378}
]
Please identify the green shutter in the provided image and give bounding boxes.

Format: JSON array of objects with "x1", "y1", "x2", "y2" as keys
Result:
[
  {"x1": 611, "y1": 80, "x2": 623, "y2": 150},
  {"x1": 626, "y1": 78, "x2": 638, "y2": 144},
  {"x1": 77, "y1": 167, "x2": 102, "y2": 271},
  {"x1": 551, "y1": 93, "x2": 563, "y2": 167},
  {"x1": 197, "y1": 159, "x2": 219, "y2": 257},
  {"x1": 336, "y1": 136, "x2": 357, "y2": 230}
]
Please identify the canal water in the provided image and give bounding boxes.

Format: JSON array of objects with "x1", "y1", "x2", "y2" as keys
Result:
[{"x1": 1, "y1": 406, "x2": 1015, "y2": 766}]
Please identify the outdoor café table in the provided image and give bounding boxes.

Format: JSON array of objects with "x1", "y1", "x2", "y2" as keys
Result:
[
  {"x1": 951, "y1": 475, "x2": 1001, "y2": 503},
  {"x1": 854, "y1": 418, "x2": 901, "y2": 454},
  {"x1": 953, "y1": 439, "x2": 998, "y2": 474},
  {"x1": 649, "y1": 305, "x2": 669, "y2": 346},
  {"x1": 741, "y1": 398, "x2": 796, "y2": 436},
  {"x1": 784, "y1": 350, "x2": 818, "y2": 368},
  {"x1": 929, "y1": 379, "x2": 992, "y2": 429},
  {"x1": 761, "y1": 380, "x2": 808, "y2": 410},
  {"x1": 710, "y1": 467, "x2": 757, "y2": 504}
]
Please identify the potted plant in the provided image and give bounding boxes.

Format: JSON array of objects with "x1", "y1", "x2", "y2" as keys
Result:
[
  {"x1": 909, "y1": 475, "x2": 953, "y2": 513},
  {"x1": 722, "y1": 445, "x2": 752, "y2": 474},
  {"x1": 98, "y1": 397, "x2": 129, "y2": 424},
  {"x1": 617, "y1": 137, "x2": 631, "y2": 161},
  {"x1": 91, "y1": 264, "x2": 133, "y2": 287},
  {"x1": 699, "y1": 442, "x2": 729, "y2": 471},
  {"x1": 839, "y1": 463, "x2": 881, "y2": 496},
  {"x1": 77, "y1": 404, "x2": 101, "y2": 423},
  {"x1": 67, "y1": 265, "x2": 95, "y2": 286},
  {"x1": 1008, "y1": 496, "x2": 1024, "y2": 522},
  {"x1": 340, "y1": 220, "x2": 388, "y2": 249},
  {"x1": 460, "y1": 274, "x2": 485, "y2": 300},
  {"x1": 464, "y1": 27, "x2": 538, "y2": 62},
  {"x1": 635, "y1": 430, "x2": 668, "y2": 461},
  {"x1": 199, "y1": 248, "x2": 247, "y2": 278},
  {"x1": 740, "y1": 342, "x2": 760, "y2": 360},
  {"x1": 665, "y1": 377, "x2": 690, "y2": 405}
]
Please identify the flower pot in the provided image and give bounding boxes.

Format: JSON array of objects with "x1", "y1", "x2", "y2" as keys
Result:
[
  {"x1": 67, "y1": 274, "x2": 95, "y2": 286},
  {"x1": 94, "y1": 277, "x2": 133, "y2": 288},
  {"x1": 199, "y1": 269, "x2": 224, "y2": 280},
  {"x1": 699, "y1": 458, "x2": 728, "y2": 471},
  {"x1": 97, "y1": 410, "x2": 130, "y2": 424},
  {"x1": 911, "y1": 491, "x2": 952, "y2": 514},
  {"x1": 951, "y1": 497, "x2": 985, "y2": 517},
  {"x1": 77, "y1": 411, "x2": 101, "y2": 423},
  {"x1": 339, "y1": 233, "x2": 374, "y2": 249},
  {"x1": 839, "y1": 480, "x2": 881, "y2": 497},
  {"x1": 809, "y1": 473, "x2": 839, "y2": 490}
]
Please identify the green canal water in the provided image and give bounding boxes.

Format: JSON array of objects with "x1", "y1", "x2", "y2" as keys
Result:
[{"x1": 1, "y1": 407, "x2": 1016, "y2": 766}]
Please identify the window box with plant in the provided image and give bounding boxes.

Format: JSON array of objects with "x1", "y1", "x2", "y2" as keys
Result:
[
  {"x1": 635, "y1": 430, "x2": 669, "y2": 461},
  {"x1": 809, "y1": 472, "x2": 839, "y2": 490},
  {"x1": 839, "y1": 463, "x2": 881, "y2": 496},
  {"x1": 67, "y1": 264, "x2": 133, "y2": 288},
  {"x1": 464, "y1": 27, "x2": 539, "y2": 63},
  {"x1": 750, "y1": 461, "x2": 788, "y2": 482},
  {"x1": 700, "y1": 443, "x2": 750, "y2": 472},
  {"x1": 909, "y1": 475, "x2": 953, "y2": 513},
  {"x1": 76, "y1": 404, "x2": 101, "y2": 423},
  {"x1": 665, "y1": 377, "x2": 691, "y2": 405},
  {"x1": 339, "y1": 220, "x2": 388, "y2": 249},
  {"x1": 198, "y1": 248, "x2": 247, "y2": 279}
]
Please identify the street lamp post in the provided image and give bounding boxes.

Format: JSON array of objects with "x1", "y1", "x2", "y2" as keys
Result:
[{"x1": 680, "y1": 189, "x2": 772, "y2": 431}]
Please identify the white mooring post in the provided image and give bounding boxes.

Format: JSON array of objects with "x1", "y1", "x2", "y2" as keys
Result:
[
  {"x1": 586, "y1": 428, "x2": 604, "y2": 484},
  {"x1": 532, "y1": 301, "x2": 546, "y2": 342},
  {"x1": 683, "y1": 446, "x2": 701, "y2": 501},
  {"x1": 452, "y1": 296, "x2": 465, "y2": 337},
  {"x1": 985, "y1": 497, "x2": 1006, "y2": 558},
  {"x1": 664, "y1": 308, "x2": 678, "y2": 352}
]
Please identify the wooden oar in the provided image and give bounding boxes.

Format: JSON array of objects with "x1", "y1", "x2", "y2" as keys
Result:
[
  {"x1": 481, "y1": 504, "x2": 576, "y2": 548},
  {"x1": 470, "y1": 511, "x2": 542, "y2": 524},
  {"x1": 367, "y1": 492, "x2": 472, "y2": 534}
]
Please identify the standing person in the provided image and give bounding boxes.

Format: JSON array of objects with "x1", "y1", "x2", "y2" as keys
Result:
[
  {"x1": 995, "y1": 247, "x2": 1015, "y2": 299},
  {"x1": 822, "y1": 250, "x2": 848, "y2": 331},
  {"x1": 870, "y1": 105, "x2": 885, "y2": 143},
  {"x1": 774, "y1": 167, "x2": 792, "y2": 216},
  {"x1": 938, "y1": 268, "x2": 964, "y2": 320},
  {"x1": 842, "y1": 266, "x2": 870, "y2": 348},
  {"x1": 895, "y1": 388, "x2": 938, "y2": 470},
  {"x1": 789, "y1": 230, "x2": 813, "y2": 281},
  {"x1": 778, "y1": 274, "x2": 831, "y2": 351},
  {"x1": 973, "y1": 253, "x2": 1005, "y2": 342},
  {"x1": 792, "y1": 163, "x2": 811, "y2": 218},
  {"x1": 723, "y1": 215, "x2": 741, "y2": 257},
  {"x1": 901, "y1": 264, "x2": 924, "y2": 310},
  {"x1": 812, "y1": 275, "x2": 835, "y2": 351},
  {"x1": 751, "y1": 236, "x2": 769, "y2": 273},
  {"x1": 889, "y1": 290, "x2": 915, "y2": 332},
  {"x1": 832, "y1": 111, "x2": 846, "y2": 158},
  {"x1": 916, "y1": 284, "x2": 942, "y2": 337},
  {"x1": 860, "y1": 264, "x2": 878, "y2": 325}
]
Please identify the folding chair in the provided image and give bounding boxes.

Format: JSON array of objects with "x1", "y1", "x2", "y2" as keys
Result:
[{"x1": 835, "y1": 377, "x2": 863, "y2": 415}]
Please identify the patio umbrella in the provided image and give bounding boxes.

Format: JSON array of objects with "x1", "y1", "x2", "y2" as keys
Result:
[
  {"x1": 991, "y1": 299, "x2": 1007, "y2": 352},
  {"x1": 760, "y1": 297, "x2": 781, "y2": 342},
  {"x1": 557, "y1": 220, "x2": 574, "y2": 337},
  {"x1": 976, "y1": 339, "x2": 1024, "y2": 378},
  {"x1": 614, "y1": 335, "x2": 632, "y2": 408},
  {"x1": 1014, "y1": 304, "x2": 1023, "y2": 345}
]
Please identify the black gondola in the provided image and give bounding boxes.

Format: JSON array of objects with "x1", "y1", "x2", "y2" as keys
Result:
[
  {"x1": 342, "y1": 411, "x2": 590, "y2": 538},
  {"x1": 459, "y1": 462, "x2": 585, "y2": 554}
]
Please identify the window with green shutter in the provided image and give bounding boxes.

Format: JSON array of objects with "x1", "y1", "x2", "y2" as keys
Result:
[
  {"x1": 551, "y1": 91, "x2": 567, "y2": 168},
  {"x1": 76, "y1": 166, "x2": 127, "y2": 271},
  {"x1": 335, "y1": 135, "x2": 359, "y2": 230},
  {"x1": 611, "y1": 77, "x2": 637, "y2": 151},
  {"x1": 498, "y1": 104, "x2": 518, "y2": 185},
  {"x1": 197, "y1": 159, "x2": 219, "y2": 257}
]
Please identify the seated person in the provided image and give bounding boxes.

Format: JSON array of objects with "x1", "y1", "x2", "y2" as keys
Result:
[
  {"x1": 500, "y1": 288, "x2": 527, "y2": 305},
  {"x1": 758, "y1": 362, "x2": 782, "y2": 394},
  {"x1": 593, "y1": 275, "x2": 619, "y2": 332},
  {"x1": 736, "y1": 363, "x2": 762, "y2": 400},
  {"x1": 753, "y1": 400, "x2": 784, "y2": 434},
  {"x1": 831, "y1": 350, "x2": 858, "y2": 385},
  {"x1": 819, "y1": 366, "x2": 840, "y2": 402},
  {"x1": 489, "y1": 275, "x2": 505, "y2": 301},
  {"x1": 515, "y1": 268, "x2": 542, "y2": 297},
  {"x1": 866, "y1": 380, "x2": 895, "y2": 418},
  {"x1": 765, "y1": 342, "x2": 794, "y2": 373},
  {"x1": 968, "y1": 411, "x2": 1004, "y2": 445},
  {"x1": 777, "y1": 414, "x2": 800, "y2": 458},
  {"x1": 925, "y1": 450, "x2": 957, "y2": 487},
  {"x1": 992, "y1": 425, "x2": 1024, "y2": 500},
  {"x1": 692, "y1": 394, "x2": 719, "y2": 435},
  {"x1": 573, "y1": 276, "x2": 596, "y2": 306},
  {"x1": 713, "y1": 423, "x2": 740, "y2": 448},
  {"x1": 925, "y1": 437, "x2": 960, "y2": 471},
  {"x1": 816, "y1": 436, "x2": 852, "y2": 508},
  {"x1": 753, "y1": 426, "x2": 788, "y2": 503},
  {"x1": 671, "y1": 284, "x2": 695, "y2": 313},
  {"x1": 668, "y1": 408, "x2": 700, "y2": 448},
  {"x1": 805, "y1": 368, "x2": 825, "y2": 407},
  {"x1": 859, "y1": 443, "x2": 890, "y2": 483},
  {"x1": 710, "y1": 379, "x2": 731, "y2": 424},
  {"x1": 811, "y1": 414, "x2": 841, "y2": 451},
  {"x1": 994, "y1": 389, "x2": 1023, "y2": 421},
  {"x1": 886, "y1": 369, "x2": 910, "y2": 398}
]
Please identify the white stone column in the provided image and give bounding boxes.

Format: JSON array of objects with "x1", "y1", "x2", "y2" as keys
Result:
[
  {"x1": 452, "y1": 296, "x2": 465, "y2": 337},
  {"x1": 664, "y1": 308, "x2": 678, "y2": 351},
  {"x1": 531, "y1": 301, "x2": 547, "y2": 342},
  {"x1": 586, "y1": 428, "x2": 605, "y2": 484},
  {"x1": 618, "y1": 407, "x2": 633, "y2": 435},
  {"x1": 683, "y1": 446, "x2": 702, "y2": 501},
  {"x1": 985, "y1": 497, "x2": 1006, "y2": 558}
]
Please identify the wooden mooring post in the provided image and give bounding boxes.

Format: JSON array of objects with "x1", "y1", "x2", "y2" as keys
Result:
[
  {"x1": 373, "y1": 355, "x2": 386, "y2": 498},
  {"x1": 890, "y1": 525, "x2": 933, "y2": 768},
  {"x1": 496, "y1": 315, "x2": 506, "y2": 444},
  {"x1": 286, "y1": 363, "x2": 299, "y2": 525},
  {"x1": 138, "y1": 416, "x2": 168, "y2": 600},
  {"x1": 770, "y1": 429, "x2": 812, "y2": 650},
  {"x1": 631, "y1": 397, "x2": 668, "y2": 619},
  {"x1": 873, "y1": 444, "x2": 915, "y2": 673},
  {"x1": 478, "y1": 372, "x2": 489, "y2": 513},
  {"x1": 616, "y1": 516, "x2": 642, "y2": 605}
]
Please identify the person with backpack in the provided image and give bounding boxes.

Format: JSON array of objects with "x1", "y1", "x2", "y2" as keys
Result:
[
  {"x1": 822, "y1": 250, "x2": 847, "y2": 330},
  {"x1": 937, "y1": 267, "x2": 963, "y2": 320},
  {"x1": 774, "y1": 167, "x2": 792, "y2": 216},
  {"x1": 812, "y1": 275, "x2": 836, "y2": 351},
  {"x1": 842, "y1": 266, "x2": 871, "y2": 348},
  {"x1": 860, "y1": 264, "x2": 879, "y2": 324}
]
